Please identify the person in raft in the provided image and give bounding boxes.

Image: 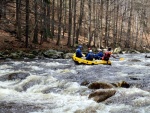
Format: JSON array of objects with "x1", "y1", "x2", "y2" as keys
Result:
[
  {"x1": 85, "y1": 48, "x2": 91, "y2": 57},
  {"x1": 76, "y1": 45, "x2": 83, "y2": 58},
  {"x1": 86, "y1": 49, "x2": 94, "y2": 61},
  {"x1": 94, "y1": 48, "x2": 103, "y2": 60},
  {"x1": 102, "y1": 47, "x2": 116, "y2": 61}
]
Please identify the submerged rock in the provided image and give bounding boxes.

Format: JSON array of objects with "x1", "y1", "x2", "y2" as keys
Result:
[
  {"x1": 145, "y1": 55, "x2": 150, "y2": 58},
  {"x1": 8, "y1": 72, "x2": 30, "y2": 80},
  {"x1": 130, "y1": 59, "x2": 141, "y2": 62},
  {"x1": 80, "y1": 80, "x2": 90, "y2": 86},
  {"x1": 0, "y1": 72, "x2": 30, "y2": 81}
]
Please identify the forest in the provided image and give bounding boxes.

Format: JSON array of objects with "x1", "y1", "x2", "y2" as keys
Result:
[{"x1": 0, "y1": 0, "x2": 150, "y2": 51}]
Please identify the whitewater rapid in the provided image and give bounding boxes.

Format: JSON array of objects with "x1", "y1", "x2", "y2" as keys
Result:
[{"x1": 0, "y1": 53, "x2": 150, "y2": 113}]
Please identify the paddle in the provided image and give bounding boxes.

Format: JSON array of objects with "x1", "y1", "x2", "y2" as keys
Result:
[
  {"x1": 119, "y1": 57, "x2": 124, "y2": 61},
  {"x1": 112, "y1": 54, "x2": 124, "y2": 61}
]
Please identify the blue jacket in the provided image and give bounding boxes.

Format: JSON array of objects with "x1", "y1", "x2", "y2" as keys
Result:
[
  {"x1": 76, "y1": 48, "x2": 83, "y2": 58},
  {"x1": 86, "y1": 52, "x2": 94, "y2": 61},
  {"x1": 94, "y1": 51, "x2": 103, "y2": 60}
]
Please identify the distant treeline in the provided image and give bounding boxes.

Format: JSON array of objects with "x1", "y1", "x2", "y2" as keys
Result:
[{"x1": 0, "y1": 0, "x2": 150, "y2": 50}]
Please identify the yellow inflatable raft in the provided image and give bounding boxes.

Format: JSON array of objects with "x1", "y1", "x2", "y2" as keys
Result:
[{"x1": 72, "y1": 53, "x2": 111, "y2": 65}]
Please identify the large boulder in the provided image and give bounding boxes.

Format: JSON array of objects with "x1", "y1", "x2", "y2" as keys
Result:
[
  {"x1": 88, "y1": 89, "x2": 116, "y2": 102},
  {"x1": 63, "y1": 53, "x2": 74, "y2": 59},
  {"x1": 24, "y1": 53, "x2": 36, "y2": 59},
  {"x1": 9, "y1": 51, "x2": 26, "y2": 59},
  {"x1": 111, "y1": 81, "x2": 130, "y2": 88},
  {"x1": 113, "y1": 47, "x2": 122, "y2": 54},
  {"x1": 88, "y1": 82, "x2": 114, "y2": 89},
  {"x1": 43, "y1": 49, "x2": 64, "y2": 59}
]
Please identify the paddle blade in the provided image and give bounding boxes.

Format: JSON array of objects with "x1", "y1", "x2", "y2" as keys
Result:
[{"x1": 120, "y1": 58, "x2": 124, "y2": 61}]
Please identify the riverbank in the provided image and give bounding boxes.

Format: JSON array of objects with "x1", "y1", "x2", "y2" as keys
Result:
[{"x1": 0, "y1": 29, "x2": 150, "y2": 60}]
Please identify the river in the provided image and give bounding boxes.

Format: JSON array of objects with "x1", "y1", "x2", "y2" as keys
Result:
[{"x1": 0, "y1": 53, "x2": 150, "y2": 113}]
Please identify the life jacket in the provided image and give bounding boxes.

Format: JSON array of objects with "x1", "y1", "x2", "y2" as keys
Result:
[
  {"x1": 86, "y1": 52, "x2": 94, "y2": 60},
  {"x1": 102, "y1": 51, "x2": 111, "y2": 61},
  {"x1": 76, "y1": 48, "x2": 82, "y2": 58},
  {"x1": 89, "y1": 53, "x2": 94, "y2": 59}
]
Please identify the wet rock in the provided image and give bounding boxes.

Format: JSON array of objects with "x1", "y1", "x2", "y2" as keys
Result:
[
  {"x1": 130, "y1": 59, "x2": 141, "y2": 62},
  {"x1": 80, "y1": 80, "x2": 90, "y2": 86},
  {"x1": 8, "y1": 72, "x2": 30, "y2": 80},
  {"x1": 24, "y1": 53, "x2": 36, "y2": 59},
  {"x1": 9, "y1": 52, "x2": 21, "y2": 59},
  {"x1": 63, "y1": 53, "x2": 74, "y2": 59},
  {"x1": 145, "y1": 63, "x2": 150, "y2": 66},
  {"x1": 43, "y1": 49, "x2": 64, "y2": 59},
  {"x1": 129, "y1": 77, "x2": 140, "y2": 80},
  {"x1": 88, "y1": 82, "x2": 114, "y2": 89},
  {"x1": 22, "y1": 79, "x2": 41, "y2": 91},
  {"x1": 0, "y1": 72, "x2": 30, "y2": 81},
  {"x1": 31, "y1": 49, "x2": 40, "y2": 56},
  {"x1": 113, "y1": 47, "x2": 123, "y2": 54},
  {"x1": 145, "y1": 55, "x2": 150, "y2": 58},
  {"x1": 88, "y1": 89, "x2": 116, "y2": 102},
  {"x1": 111, "y1": 81, "x2": 130, "y2": 88}
]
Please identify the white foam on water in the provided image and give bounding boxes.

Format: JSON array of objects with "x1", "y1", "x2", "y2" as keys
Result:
[
  {"x1": 104, "y1": 104, "x2": 131, "y2": 113},
  {"x1": 0, "y1": 80, "x2": 20, "y2": 87},
  {"x1": 0, "y1": 65, "x2": 14, "y2": 76},
  {"x1": 129, "y1": 64, "x2": 150, "y2": 69},
  {"x1": 56, "y1": 69, "x2": 71, "y2": 73},
  {"x1": 133, "y1": 97, "x2": 150, "y2": 107},
  {"x1": 29, "y1": 65, "x2": 43, "y2": 71},
  {"x1": 0, "y1": 64, "x2": 13, "y2": 69},
  {"x1": 42, "y1": 61, "x2": 69, "y2": 67},
  {"x1": 118, "y1": 87, "x2": 150, "y2": 96},
  {"x1": 0, "y1": 54, "x2": 149, "y2": 113},
  {"x1": 0, "y1": 85, "x2": 105, "y2": 113},
  {"x1": 63, "y1": 82, "x2": 82, "y2": 94},
  {"x1": 0, "y1": 69, "x2": 14, "y2": 76}
]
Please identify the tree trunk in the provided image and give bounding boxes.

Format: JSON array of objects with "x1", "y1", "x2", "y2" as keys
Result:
[
  {"x1": 51, "y1": 0, "x2": 55, "y2": 39},
  {"x1": 16, "y1": 0, "x2": 22, "y2": 41},
  {"x1": 67, "y1": 0, "x2": 72, "y2": 47},
  {"x1": 33, "y1": 0, "x2": 38, "y2": 44},
  {"x1": 56, "y1": 0, "x2": 63, "y2": 45},
  {"x1": 125, "y1": 0, "x2": 132, "y2": 48},
  {"x1": 76, "y1": 0, "x2": 85, "y2": 44},
  {"x1": 88, "y1": 0, "x2": 92, "y2": 47},
  {"x1": 104, "y1": 0, "x2": 109, "y2": 48},
  {"x1": 72, "y1": 0, "x2": 76, "y2": 47},
  {"x1": 25, "y1": 0, "x2": 29, "y2": 48}
]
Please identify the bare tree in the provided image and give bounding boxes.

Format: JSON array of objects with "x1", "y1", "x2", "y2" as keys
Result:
[
  {"x1": 25, "y1": 0, "x2": 29, "y2": 48},
  {"x1": 16, "y1": 0, "x2": 22, "y2": 41},
  {"x1": 67, "y1": 0, "x2": 72, "y2": 47},
  {"x1": 33, "y1": 0, "x2": 38, "y2": 44},
  {"x1": 76, "y1": 0, "x2": 85, "y2": 44},
  {"x1": 56, "y1": 0, "x2": 63, "y2": 45}
]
